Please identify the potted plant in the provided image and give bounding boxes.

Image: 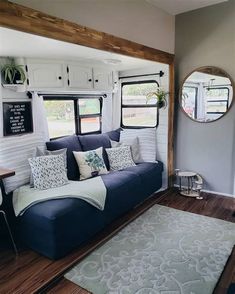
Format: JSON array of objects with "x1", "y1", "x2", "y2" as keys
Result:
[
  {"x1": 85, "y1": 151, "x2": 106, "y2": 177},
  {"x1": 1, "y1": 58, "x2": 26, "y2": 85},
  {"x1": 146, "y1": 88, "x2": 169, "y2": 109}
]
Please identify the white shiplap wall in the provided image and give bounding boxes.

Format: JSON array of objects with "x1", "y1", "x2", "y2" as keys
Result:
[
  {"x1": 0, "y1": 66, "x2": 45, "y2": 193},
  {"x1": 118, "y1": 64, "x2": 169, "y2": 189}
]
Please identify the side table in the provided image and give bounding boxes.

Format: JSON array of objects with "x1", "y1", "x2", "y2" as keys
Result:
[
  {"x1": 0, "y1": 167, "x2": 18, "y2": 255},
  {"x1": 175, "y1": 170, "x2": 203, "y2": 199}
]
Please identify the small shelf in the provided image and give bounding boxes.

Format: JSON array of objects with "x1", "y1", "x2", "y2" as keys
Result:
[{"x1": 2, "y1": 84, "x2": 26, "y2": 92}]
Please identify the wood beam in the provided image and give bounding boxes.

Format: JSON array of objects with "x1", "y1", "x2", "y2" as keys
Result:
[
  {"x1": 168, "y1": 61, "x2": 175, "y2": 186},
  {"x1": 0, "y1": 1, "x2": 174, "y2": 65}
]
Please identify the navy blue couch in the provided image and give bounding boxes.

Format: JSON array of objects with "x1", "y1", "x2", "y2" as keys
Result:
[{"x1": 17, "y1": 130, "x2": 163, "y2": 259}]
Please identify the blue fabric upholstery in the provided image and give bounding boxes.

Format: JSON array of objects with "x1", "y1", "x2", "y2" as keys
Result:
[
  {"x1": 125, "y1": 162, "x2": 163, "y2": 196},
  {"x1": 78, "y1": 134, "x2": 111, "y2": 169},
  {"x1": 105, "y1": 128, "x2": 121, "y2": 142},
  {"x1": 46, "y1": 135, "x2": 82, "y2": 181},
  {"x1": 18, "y1": 161, "x2": 163, "y2": 259}
]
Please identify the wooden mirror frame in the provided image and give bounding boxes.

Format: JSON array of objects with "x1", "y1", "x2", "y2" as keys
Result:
[
  {"x1": 0, "y1": 0, "x2": 175, "y2": 185},
  {"x1": 179, "y1": 66, "x2": 234, "y2": 123}
]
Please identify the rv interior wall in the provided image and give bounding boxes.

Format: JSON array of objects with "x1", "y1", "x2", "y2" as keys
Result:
[
  {"x1": 175, "y1": 0, "x2": 235, "y2": 196},
  {"x1": 119, "y1": 65, "x2": 170, "y2": 189},
  {"x1": 0, "y1": 26, "x2": 170, "y2": 192},
  {"x1": 11, "y1": 0, "x2": 175, "y2": 54}
]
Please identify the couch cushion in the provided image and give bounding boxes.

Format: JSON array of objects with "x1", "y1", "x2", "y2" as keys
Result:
[
  {"x1": 105, "y1": 128, "x2": 121, "y2": 142},
  {"x1": 18, "y1": 170, "x2": 143, "y2": 259},
  {"x1": 18, "y1": 197, "x2": 107, "y2": 259},
  {"x1": 101, "y1": 170, "x2": 143, "y2": 220},
  {"x1": 46, "y1": 135, "x2": 82, "y2": 180},
  {"x1": 78, "y1": 134, "x2": 111, "y2": 169},
  {"x1": 124, "y1": 162, "x2": 163, "y2": 195}
]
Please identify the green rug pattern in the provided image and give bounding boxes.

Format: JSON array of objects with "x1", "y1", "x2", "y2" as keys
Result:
[{"x1": 65, "y1": 204, "x2": 235, "y2": 294}]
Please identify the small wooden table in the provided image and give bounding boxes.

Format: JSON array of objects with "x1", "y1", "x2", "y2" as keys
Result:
[{"x1": 0, "y1": 167, "x2": 18, "y2": 255}]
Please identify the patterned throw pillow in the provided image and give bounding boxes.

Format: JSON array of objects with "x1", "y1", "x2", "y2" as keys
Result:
[
  {"x1": 28, "y1": 154, "x2": 68, "y2": 190},
  {"x1": 30, "y1": 147, "x2": 67, "y2": 187},
  {"x1": 106, "y1": 146, "x2": 136, "y2": 171},
  {"x1": 73, "y1": 147, "x2": 108, "y2": 180},
  {"x1": 110, "y1": 137, "x2": 143, "y2": 163}
]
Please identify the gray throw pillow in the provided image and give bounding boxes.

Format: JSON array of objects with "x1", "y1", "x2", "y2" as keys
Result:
[
  {"x1": 28, "y1": 154, "x2": 68, "y2": 190},
  {"x1": 106, "y1": 146, "x2": 136, "y2": 171},
  {"x1": 120, "y1": 128, "x2": 157, "y2": 162},
  {"x1": 30, "y1": 147, "x2": 67, "y2": 187},
  {"x1": 110, "y1": 137, "x2": 143, "y2": 163}
]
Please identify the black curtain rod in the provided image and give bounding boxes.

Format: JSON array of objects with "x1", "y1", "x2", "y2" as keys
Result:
[
  {"x1": 119, "y1": 70, "x2": 164, "y2": 80},
  {"x1": 27, "y1": 92, "x2": 107, "y2": 99}
]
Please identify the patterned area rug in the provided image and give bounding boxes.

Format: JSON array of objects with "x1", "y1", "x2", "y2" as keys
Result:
[{"x1": 65, "y1": 205, "x2": 235, "y2": 294}]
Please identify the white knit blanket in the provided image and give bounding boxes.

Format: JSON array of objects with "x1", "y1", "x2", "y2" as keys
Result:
[{"x1": 13, "y1": 176, "x2": 107, "y2": 216}]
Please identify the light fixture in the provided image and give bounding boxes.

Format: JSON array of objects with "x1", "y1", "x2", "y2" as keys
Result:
[{"x1": 103, "y1": 59, "x2": 122, "y2": 65}]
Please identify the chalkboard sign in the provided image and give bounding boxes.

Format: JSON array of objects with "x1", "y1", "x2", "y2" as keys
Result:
[{"x1": 3, "y1": 102, "x2": 33, "y2": 136}]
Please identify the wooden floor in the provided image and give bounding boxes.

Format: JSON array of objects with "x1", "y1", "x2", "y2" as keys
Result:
[{"x1": 0, "y1": 189, "x2": 234, "y2": 294}]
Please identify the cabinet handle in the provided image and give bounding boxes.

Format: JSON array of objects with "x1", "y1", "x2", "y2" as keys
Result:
[
  {"x1": 95, "y1": 79, "x2": 99, "y2": 83},
  {"x1": 88, "y1": 79, "x2": 92, "y2": 82},
  {"x1": 58, "y1": 76, "x2": 62, "y2": 80}
]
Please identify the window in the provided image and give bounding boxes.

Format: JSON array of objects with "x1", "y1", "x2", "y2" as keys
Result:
[
  {"x1": 182, "y1": 86, "x2": 198, "y2": 119},
  {"x1": 121, "y1": 81, "x2": 159, "y2": 128},
  {"x1": 78, "y1": 99, "x2": 101, "y2": 134},
  {"x1": 205, "y1": 87, "x2": 229, "y2": 114},
  {"x1": 44, "y1": 97, "x2": 102, "y2": 139}
]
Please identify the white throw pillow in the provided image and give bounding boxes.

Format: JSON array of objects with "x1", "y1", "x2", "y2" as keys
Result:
[
  {"x1": 120, "y1": 128, "x2": 157, "y2": 162},
  {"x1": 110, "y1": 137, "x2": 143, "y2": 163},
  {"x1": 73, "y1": 147, "x2": 108, "y2": 180},
  {"x1": 28, "y1": 154, "x2": 68, "y2": 190},
  {"x1": 106, "y1": 146, "x2": 136, "y2": 171}
]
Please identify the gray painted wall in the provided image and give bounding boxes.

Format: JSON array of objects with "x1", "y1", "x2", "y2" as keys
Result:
[{"x1": 175, "y1": 0, "x2": 235, "y2": 195}]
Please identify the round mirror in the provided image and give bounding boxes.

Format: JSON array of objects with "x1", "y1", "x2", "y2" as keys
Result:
[{"x1": 180, "y1": 66, "x2": 234, "y2": 122}]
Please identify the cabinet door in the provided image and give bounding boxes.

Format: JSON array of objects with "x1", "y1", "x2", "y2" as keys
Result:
[
  {"x1": 93, "y1": 69, "x2": 113, "y2": 91},
  {"x1": 27, "y1": 63, "x2": 64, "y2": 88},
  {"x1": 67, "y1": 64, "x2": 93, "y2": 89}
]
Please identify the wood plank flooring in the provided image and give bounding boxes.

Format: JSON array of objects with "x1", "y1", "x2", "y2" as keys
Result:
[{"x1": 0, "y1": 189, "x2": 234, "y2": 294}]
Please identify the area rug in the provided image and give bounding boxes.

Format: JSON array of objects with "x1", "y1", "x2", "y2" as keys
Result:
[{"x1": 65, "y1": 205, "x2": 235, "y2": 294}]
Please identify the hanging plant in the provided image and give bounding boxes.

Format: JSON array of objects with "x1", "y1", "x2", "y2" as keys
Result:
[
  {"x1": 146, "y1": 88, "x2": 169, "y2": 109},
  {"x1": 1, "y1": 58, "x2": 26, "y2": 84}
]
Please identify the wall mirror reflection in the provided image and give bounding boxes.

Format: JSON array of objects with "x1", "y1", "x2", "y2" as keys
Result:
[{"x1": 180, "y1": 66, "x2": 234, "y2": 122}]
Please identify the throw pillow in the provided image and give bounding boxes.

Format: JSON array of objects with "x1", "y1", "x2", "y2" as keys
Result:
[
  {"x1": 46, "y1": 135, "x2": 82, "y2": 181},
  {"x1": 120, "y1": 128, "x2": 157, "y2": 162},
  {"x1": 110, "y1": 137, "x2": 143, "y2": 163},
  {"x1": 106, "y1": 146, "x2": 136, "y2": 171},
  {"x1": 30, "y1": 147, "x2": 67, "y2": 187},
  {"x1": 28, "y1": 154, "x2": 68, "y2": 190},
  {"x1": 73, "y1": 147, "x2": 108, "y2": 180},
  {"x1": 78, "y1": 134, "x2": 111, "y2": 170}
]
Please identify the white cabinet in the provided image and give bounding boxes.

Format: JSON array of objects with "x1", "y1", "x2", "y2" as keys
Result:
[
  {"x1": 93, "y1": 69, "x2": 113, "y2": 91},
  {"x1": 67, "y1": 64, "x2": 93, "y2": 89},
  {"x1": 27, "y1": 63, "x2": 64, "y2": 88},
  {"x1": 25, "y1": 59, "x2": 115, "y2": 91}
]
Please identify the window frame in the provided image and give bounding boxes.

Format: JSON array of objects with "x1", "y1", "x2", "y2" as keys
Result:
[
  {"x1": 205, "y1": 86, "x2": 230, "y2": 114},
  {"x1": 43, "y1": 96, "x2": 103, "y2": 139},
  {"x1": 121, "y1": 80, "x2": 160, "y2": 129},
  {"x1": 183, "y1": 85, "x2": 198, "y2": 119}
]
